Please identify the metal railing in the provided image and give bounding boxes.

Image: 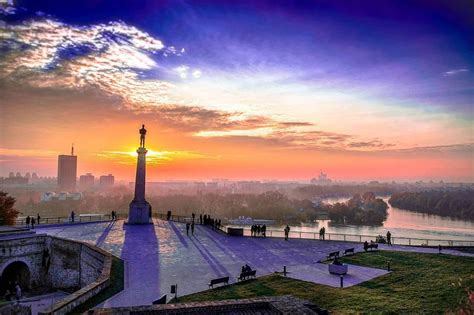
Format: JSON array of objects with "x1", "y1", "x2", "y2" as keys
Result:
[
  {"x1": 4, "y1": 213, "x2": 473, "y2": 247},
  {"x1": 223, "y1": 226, "x2": 474, "y2": 247},
  {"x1": 7, "y1": 213, "x2": 127, "y2": 226}
]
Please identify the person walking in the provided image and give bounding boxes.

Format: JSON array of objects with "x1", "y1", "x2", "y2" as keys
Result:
[
  {"x1": 386, "y1": 231, "x2": 392, "y2": 246},
  {"x1": 191, "y1": 222, "x2": 195, "y2": 235},
  {"x1": 186, "y1": 222, "x2": 190, "y2": 235}
]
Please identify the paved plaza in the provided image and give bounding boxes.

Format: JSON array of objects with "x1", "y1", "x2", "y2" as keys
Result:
[{"x1": 34, "y1": 220, "x2": 471, "y2": 308}]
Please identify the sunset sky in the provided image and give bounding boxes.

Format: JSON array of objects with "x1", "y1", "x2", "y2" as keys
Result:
[{"x1": 0, "y1": 0, "x2": 473, "y2": 182}]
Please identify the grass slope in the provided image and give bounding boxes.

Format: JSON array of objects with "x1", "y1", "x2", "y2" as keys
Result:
[
  {"x1": 71, "y1": 256, "x2": 124, "y2": 314},
  {"x1": 176, "y1": 251, "x2": 474, "y2": 314}
]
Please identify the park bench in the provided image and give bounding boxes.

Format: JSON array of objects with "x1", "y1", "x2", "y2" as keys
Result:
[
  {"x1": 208, "y1": 276, "x2": 229, "y2": 288},
  {"x1": 152, "y1": 295, "x2": 167, "y2": 304},
  {"x1": 238, "y1": 270, "x2": 257, "y2": 281},
  {"x1": 327, "y1": 251, "x2": 340, "y2": 260},
  {"x1": 344, "y1": 248, "x2": 355, "y2": 256}
]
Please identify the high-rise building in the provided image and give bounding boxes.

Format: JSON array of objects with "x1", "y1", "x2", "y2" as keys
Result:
[
  {"x1": 25, "y1": 172, "x2": 31, "y2": 179},
  {"x1": 99, "y1": 174, "x2": 114, "y2": 188},
  {"x1": 57, "y1": 145, "x2": 77, "y2": 191},
  {"x1": 32, "y1": 172, "x2": 38, "y2": 179},
  {"x1": 8, "y1": 172, "x2": 14, "y2": 178},
  {"x1": 79, "y1": 173, "x2": 95, "y2": 190}
]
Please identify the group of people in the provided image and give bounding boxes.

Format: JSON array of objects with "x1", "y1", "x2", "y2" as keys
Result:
[
  {"x1": 201, "y1": 214, "x2": 222, "y2": 230},
  {"x1": 241, "y1": 264, "x2": 253, "y2": 274},
  {"x1": 3, "y1": 282, "x2": 22, "y2": 302},
  {"x1": 25, "y1": 214, "x2": 40, "y2": 229},
  {"x1": 319, "y1": 227, "x2": 326, "y2": 240},
  {"x1": 250, "y1": 224, "x2": 266, "y2": 237},
  {"x1": 185, "y1": 221, "x2": 195, "y2": 236}
]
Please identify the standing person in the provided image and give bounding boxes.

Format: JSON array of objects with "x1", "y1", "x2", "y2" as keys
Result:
[
  {"x1": 37, "y1": 213, "x2": 41, "y2": 225},
  {"x1": 192, "y1": 212, "x2": 195, "y2": 223},
  {"x1": 284, "y1": 225, "x2": 290, "y2": 241},
  {"x1": 191, "y1": 222, "x2": 195, "y2": 235},
  {"x1": 71, "y1": 211, "x2": 75, "y2": 223},
  {"x1": 319, "y1": 228, "x2": 323, "y2": 240},
  {"x1": 322, "y1": 226, "x2": 326, "y2": 240},
  {"x1": 15, "y1": 283, "x2": 21, "y2": 301},
  {"x1": 199, "y1": 214, "x2": 203, "y2": 225},
  {"x1": 31, "y1": 217, "x2": 35, "y2": 229},
  {"x1": 26, "y1": 216, "x2": 30, "y2": 228},
  {"x1": 262, "y1": 224, "x2": 266, "y2": 237},
  {"x1": 386, "y1": 231, "x2": 392, "y2": 246},
  {"x1": 186, "y1": 222, "x2": 190, "y2": 235}
]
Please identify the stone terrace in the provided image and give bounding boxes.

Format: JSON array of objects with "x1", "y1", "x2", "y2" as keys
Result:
[{"x1": 35, "y1": 219, "x2": 471, "y2": 308}]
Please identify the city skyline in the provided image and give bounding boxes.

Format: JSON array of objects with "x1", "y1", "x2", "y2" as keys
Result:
[{"x1": 1, "y1": 0, "x2": 473, "y2": 182}]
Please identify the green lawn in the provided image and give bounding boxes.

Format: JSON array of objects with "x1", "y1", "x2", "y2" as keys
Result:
[
  {"x1": 71, "y1": 256, "x2": 124, "y2": 314},
  {"x1": 175, "y1": 251, "x2": 474, "y2": 314}
]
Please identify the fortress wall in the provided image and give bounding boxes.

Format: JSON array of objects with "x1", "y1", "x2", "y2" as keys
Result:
[{"x1": 0, "y1": 235, "x2": 48, "y2": 289}]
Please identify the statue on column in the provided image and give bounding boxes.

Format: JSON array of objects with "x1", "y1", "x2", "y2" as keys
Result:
[{"x1": 139, "y1": 124, "x2": 147, "y2": 148}]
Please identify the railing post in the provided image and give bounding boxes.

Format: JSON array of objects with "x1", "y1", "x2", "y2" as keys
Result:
[
  {"x1": 360, "y1": 235, "x2": 362, "y2": 242},
  {"x1": 409, "y1": 239, "x2": 411, "y2": 246},
  {"x1": 344, "y1": 235, "x2": 346, "y2": 241}
]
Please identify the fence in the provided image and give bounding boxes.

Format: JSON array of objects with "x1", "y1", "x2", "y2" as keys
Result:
[
  {"x1": 4, "y1": 212, "x2": 473, "y2": 247},
  {"x1": 228, "y1": 226, "x2": 474, "y2": 247}
]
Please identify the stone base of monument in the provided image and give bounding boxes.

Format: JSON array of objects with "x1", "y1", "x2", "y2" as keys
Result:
[{"x1": 127, "y1": 200, "x2": 152, "y2": 224}]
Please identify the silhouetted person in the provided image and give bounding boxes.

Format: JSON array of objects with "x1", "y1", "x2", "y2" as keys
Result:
[
  {"x1": 167, "y1": 210, "x2": 171, "y2": 220},
  {"x1": 192, "y1": 212, "x2": 195, "y2": 223},
  {"x1": 244, "y1": 264, "x2": 252, "y2": 272},
  {"x1": 71, "y1": 211, "x2": 75, "y2": 223},
  {"x1": 284, "y1": 225, "x2": 290, "y2": 240},
  {"x1": 262, "y1": 224, "x2": 266, "y2": 237},
  {"x1": 322, "y1": 226, "x2": 326, "y2": 240},
  {"x1": 26, "y1": 216, "x2": 30, "y2": 228},
  {"x1": 386, "y1": 231, "x2": 392, "y2": 246},
  {"x1": 149, "y1": 205, "x2": 152, "y2": 218},
  {"x1": 199, "y1": 214, "x2": 203, "y2": 225},
  {"x1": 139, "y1": 124, "x2": 147, "y2": 148},
  {"x1": 438, "y1": 244, "x2": 442, "y2": 254},
  {"x1": 37, "y1": 213, "x2": 41, "y2": 225},
  {"x1": 186, "y1": 222, "x2": 190, "y2": 235},
  {"x1": 15, "y1": 283, "x2": 21, "y2": 301},
  {"x1": 363, "y1": 241, "x2": 369, "y2": 252},
  {"x1": 319, "y1": 227, "x2": 323, "y2": 240},
  {"x1": 31, "y1": 217, "x2": 35, "y2": 229},
  {"x1": 191, "y1": 222, "x2": 195, "y2": 235}
]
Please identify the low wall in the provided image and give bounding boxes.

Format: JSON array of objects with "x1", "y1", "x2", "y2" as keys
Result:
[
  {"x1": 0, "y1": 235, "x2": 117, "y2": 315},
  {"x1": 38, "y1": 243, "x2": 113, "y2": 315}
]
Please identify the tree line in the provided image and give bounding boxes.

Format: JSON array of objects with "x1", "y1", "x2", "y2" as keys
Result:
[{"x1": 389, "y1": 190, "x2": 474, "y2": 221}]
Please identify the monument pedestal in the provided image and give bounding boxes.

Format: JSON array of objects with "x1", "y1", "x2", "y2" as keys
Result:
[
  {"x1": 128, "y1": 200, "x2": 152, "y2": 224},
  {"x1": 127, "y1": 142, "x2": 152, "y2": 225}
]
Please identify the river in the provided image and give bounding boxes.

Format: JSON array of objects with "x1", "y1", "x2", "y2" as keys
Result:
[{"x1": 229, "y1": 196, "x2": 474, "y2": 243}]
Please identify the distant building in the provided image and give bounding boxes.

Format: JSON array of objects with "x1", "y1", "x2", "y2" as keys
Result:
[
  {"x1": 8, "y1": 172, "x2": 14, "y2": 178},
  {"x1": 32, "y1": 172, "x2": 38, "y2": 179},
  {"x1": 15, "y1": 172, "x2": 21, "y2": 177},
  {"x1": 57, "y1": 146, "x2": 77, "y2": 191},
  {"x1": 99, "y1": 174, "x2": 114, "y2": 188},
  {"x1": 310, "y1": 172, "x2": 332, "y2": 185},
  {"x1": 41, "y1": 191, "x2": 82, "y2": 202},
  {"x1": 25, "y1": 172, "x2": 31, "y2": 179},
  {"x1": 79, "y1": 173, "x2": 95, "y2": 190}
]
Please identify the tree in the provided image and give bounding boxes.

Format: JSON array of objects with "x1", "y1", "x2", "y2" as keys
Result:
[{"x1": 0, "y1": 191, "x2": 19, "y2": 225}]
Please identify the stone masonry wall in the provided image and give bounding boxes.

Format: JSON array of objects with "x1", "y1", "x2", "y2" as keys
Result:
[
  {"x1": 80, "y1": 243, "x2": 106, "y2": 287},
  {"x1": 0, "y1": 235, "x2": 47, "y2": 289}
]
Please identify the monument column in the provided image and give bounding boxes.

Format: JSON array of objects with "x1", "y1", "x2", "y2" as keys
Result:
[{"x1": 128, "y1": 124, "x2": 152, "y2": 224}]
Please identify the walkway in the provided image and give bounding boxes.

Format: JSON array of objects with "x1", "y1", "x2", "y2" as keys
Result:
[{"x1": 36, "y1": 220, "x2": 473, "y2": 308}]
